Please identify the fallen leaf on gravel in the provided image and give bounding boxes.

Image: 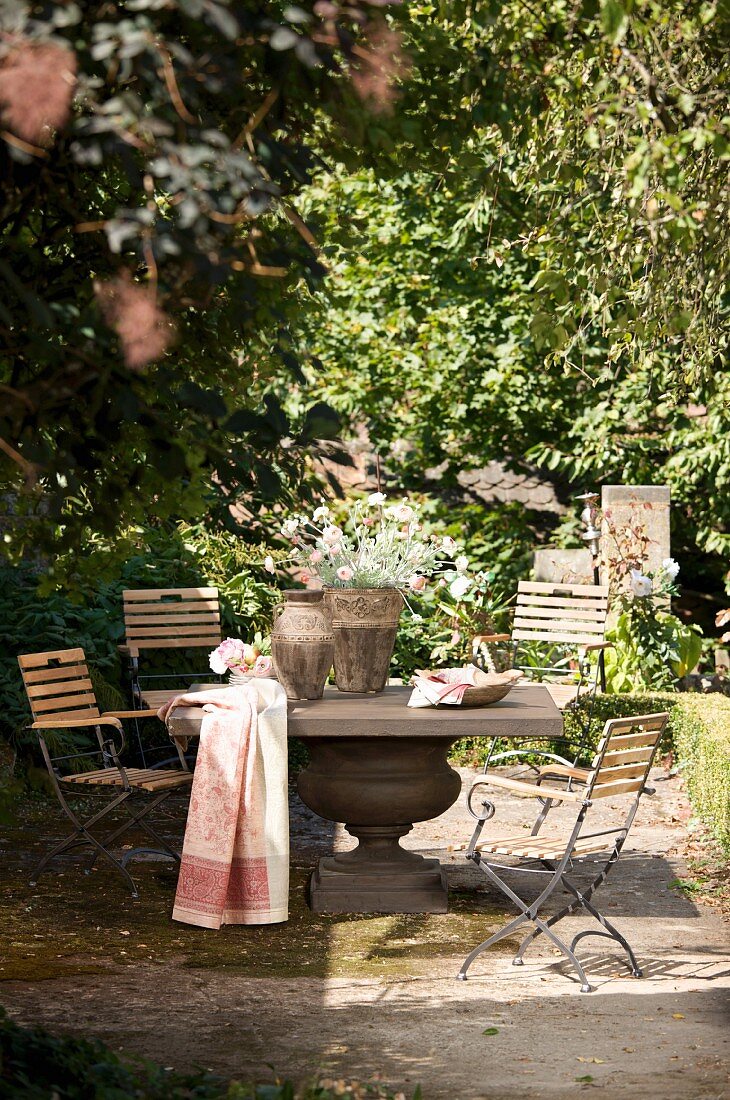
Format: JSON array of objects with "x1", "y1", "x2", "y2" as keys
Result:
[
  {"x1": 577, "y1": 1058, "x2": 606, "y2": 1064},
  {"x1": 672, "y1": 1013, "x2": 685, "y2": 1020},
  {"x1": 482, "y1": 1027, "x2": 499, "y2": 1036}
]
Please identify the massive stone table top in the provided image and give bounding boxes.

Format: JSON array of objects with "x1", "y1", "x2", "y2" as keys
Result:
[{"x1": 167, "y1": 682, "x2": 563, "y2": 741}]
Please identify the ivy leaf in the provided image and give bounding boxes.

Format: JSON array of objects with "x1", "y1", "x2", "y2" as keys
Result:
[{"x1": 600, "y1": 0, "x2": 629, "y2": 43}]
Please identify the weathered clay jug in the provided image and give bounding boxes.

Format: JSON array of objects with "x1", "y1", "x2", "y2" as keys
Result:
[
  {"x1": 324, "y1": 587, "x2": 403, "y2": 693},
  {"x1": 270, "y1": 590, "x2": 334, "y2": 700}
]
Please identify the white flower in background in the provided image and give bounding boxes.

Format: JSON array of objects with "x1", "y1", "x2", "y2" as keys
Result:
[
  {"x1": 322, "y1": 525, "x2": 343, "y2": 545},
  {"x1": 455, "y1": 554, "x2": 469, "y2": 574},
  {"x1": 393, "y1": 503, "x2": 415, "y2": 525},
  {"x1": 263, "y1": 555, "x2": 276, "y2": 574},
  {"x1": 367, "y1": 492, "x2": 386, "y2": 506},
  {"x1": 449, "y1": 574, "x2": 472, "y2": 600},
  {"x1": 441, "y1": 536, "x2": 457, "y2": 553},
  {"x1": 662, "y1": 557, "x2": 680, "y2": 580},
  {"x1": 630, "y1": 569, "x2": 653, "y2": 597},
  {"x1": 281, "y1": 518, "x2": 299, "y2": 537},
  {"x1": 312, "y1": 504, "x2": 330, "y2": 521}
]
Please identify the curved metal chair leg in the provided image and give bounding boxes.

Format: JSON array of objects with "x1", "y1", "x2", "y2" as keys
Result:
[
  {"x1": 30, "y1": 836, "x2": 89, "y2": 884},
  {"x1": 456, "y1": 912, "x2": 528, "y2": 980}
]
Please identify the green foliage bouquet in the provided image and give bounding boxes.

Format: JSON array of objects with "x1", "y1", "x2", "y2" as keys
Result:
[
  {"x1": 605, "y1": 558, "x2": 703, "y2": 692},
  {"x1": 277, "y1": 494, "x2": 471, "y2": 605}
]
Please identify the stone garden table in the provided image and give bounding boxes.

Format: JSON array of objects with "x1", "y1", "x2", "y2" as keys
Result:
[{"x1": 167, "y1": 683, "x2": 562, "y2": 915}]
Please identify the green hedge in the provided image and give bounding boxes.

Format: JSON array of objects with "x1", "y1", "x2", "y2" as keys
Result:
[
  {"x1": 670, "y1": 694, "x2": 730, "y2": 854},
  {"x1": 450, "y1": 691, "x2": 730, "y2": 855}
]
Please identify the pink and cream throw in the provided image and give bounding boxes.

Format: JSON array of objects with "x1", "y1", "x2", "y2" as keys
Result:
[{"x1": 159, "y1": 679, "x2": 289, "y2": 929}]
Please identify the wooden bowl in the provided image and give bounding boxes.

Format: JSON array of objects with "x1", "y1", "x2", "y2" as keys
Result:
[
  {"x1": 458, "y1": 682, "x2": 514, "y2": 707},
  {"x1": 412, "y1": 667, "x2": 521, "y2": 708}
]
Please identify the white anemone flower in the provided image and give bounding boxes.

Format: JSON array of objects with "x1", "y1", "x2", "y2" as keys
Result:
[
  {"x1": 449, "y1": 574, "x2": 472, "y2": 600},
  {"x1": 367, "y1": 492, "x2": 386, "y2": 506},
  {"x1": 630, "y1": 570, "x2": 653, "y2": 598},
  {"x1": 281, "y1": 517, "x2": 299, "y2": 537},
  {"x1": 455, "y1": 554, "x2": 469, "y2": 574},
  {"x1": 441, "y1": 536, "x2": 458, "y2": 553},
  {"x1": 322, "y1": 525, "x2": 343, "y2": 545},
  {"x1": 662, "y1": 557, "x2": 680, "y2": 580},
  {"x1": 312, "y1": 505, "x2": 330, "y2": 521}
]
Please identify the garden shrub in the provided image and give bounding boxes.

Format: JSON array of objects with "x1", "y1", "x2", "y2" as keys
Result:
[{"x1": 0, "y1": 1008, "x2": 411, "y2": 1099}]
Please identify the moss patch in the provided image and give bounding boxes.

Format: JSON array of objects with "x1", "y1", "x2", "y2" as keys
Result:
[{"x1": 0, "y1": 804, "x2": 507, "y2": 986}]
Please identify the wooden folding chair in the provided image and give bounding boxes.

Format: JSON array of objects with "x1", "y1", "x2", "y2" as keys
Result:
[
  {"x1": 457, "y1": 712, "x2": 668, "y2": 992},
  {"x1": 18, "y1": 648, "x2": 193, "y2": 897},
  {"x1": 121, "y1": 587, "x2": 222, "y2": 715},
  {"x1": 473, "y1": 580, "x2": 612, "y2": 767}
]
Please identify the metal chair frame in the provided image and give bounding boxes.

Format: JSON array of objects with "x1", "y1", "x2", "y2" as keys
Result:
[
  {"x1": 457, "y1": 712, "x2": 668, "y2": 993},
  {"x1": 18, "y1": 648, "x2": 192, "y2": 897}
]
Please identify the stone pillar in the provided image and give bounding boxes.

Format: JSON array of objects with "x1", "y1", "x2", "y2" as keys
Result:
[{"x1": 600, "y1": 485, "x2": 671, "y2": 593}]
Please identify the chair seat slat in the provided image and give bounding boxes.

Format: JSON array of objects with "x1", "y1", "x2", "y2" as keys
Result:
[
  {"x1": 517, "y1": 581, "x2": 609, "y2": 597},
  {"x1": 123, "y1": 587, "x2": 218, "y2": 600},
  {"x1": 513, "y1": 595, "x2": 608, "y2": 611},
  {"x1": 476, "y1": 832, "x2": 613, "y2": 860},
  {"x1": 23, "y1": 664, "x2": 89, "y2": 684},
  {"x1": 590, "y1": 778, "x2": 644, "y2": 799},
  {"x1": 127, "y1": 623, "x2": 222, "y2": 638},
  {"x1": 512, "y1": 629, "x2": 605, "y2": 645},
  {"x1": 33, "y1": 693, "x2": 98, "y2": 713},
  {"x1": 593, "y1": 762, "x2": 650, "y2": 785},
  {"x1": 18, "y1": 648, "x2": 86, "y2": 669},
  {"x1": 513, "y1": 617, "x2": 606, "y2": 634},
  {"x1": 599, "y1": 746, "x2": 654, "y2": 767},
  {"x1": 123, "y1": 600, "x2": 220, "y2": 615},
  {"x1": 27, "y1": 678, "x2": 93, "y2": 698},
  {"x1": 515, "y1": 605, "x2": 608, "y2": 622},
  {"x1": 129, "y1": 635, "x2": 222, "y2": 651},
  {"x1": 605, "y1": 730, "x2": 660, "y2": 750}
]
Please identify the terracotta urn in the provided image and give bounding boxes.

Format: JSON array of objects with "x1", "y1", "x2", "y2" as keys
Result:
[
  {"x1": 323, "y1": 587, "x2": 403, "y2": 694},
  {"x1": 270, "y1": 590, "x2": 334, "y2": 700}
]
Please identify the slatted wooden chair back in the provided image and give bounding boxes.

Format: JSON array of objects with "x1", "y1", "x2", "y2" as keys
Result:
[
  {"x1": 122, "y1": 587, "x2": 222, "y2": 658},
  {"x1": 583, "y1": 713, "x2": 668, "y2": 801},
  {"x1": 18, "y1": 648, "x2": 100, "y2": 726},
  {"x1": 512, "y1": 581, "x2": 610, "y2": 650}
]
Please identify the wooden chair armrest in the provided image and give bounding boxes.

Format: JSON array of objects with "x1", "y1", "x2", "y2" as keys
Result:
[
  {"x1": 471, "y1": 774, "x2": 588, "y2": 803},
  {"x1": 32, "y1": 716, "x2": 123, "y2": 730},
  {"x1": 103, "y1": 709, "x2": 160, "y2": 720},
  {"x1": 473, "y1": 634, "x2": 511, "y2": 645},
  {"x1": 583, "y1": 641, "x2": 613, "y2": 652},
  {"x1": 117, "y1": 644, "x2": 132, "y2": 656},
  {"x1": 537, "y1": 764, "x2": 591, "y2": 782}
]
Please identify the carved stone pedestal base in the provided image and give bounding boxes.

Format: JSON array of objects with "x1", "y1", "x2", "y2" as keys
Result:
[{"x1": 308, "y1": 824, "x2": 448, "y2": 914}]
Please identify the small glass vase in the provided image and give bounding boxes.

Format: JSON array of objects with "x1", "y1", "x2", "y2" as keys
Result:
[{"x1": 228, "y1": 668, "x2": 252, "y2": 687}]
